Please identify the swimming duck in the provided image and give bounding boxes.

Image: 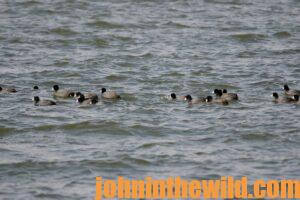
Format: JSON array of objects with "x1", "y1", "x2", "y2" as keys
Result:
[
  {"x1": 33, "y1": 96, "x2": 56, "y2": 106},
  {"x1": 170, "y1": 93, "x2": 186, "y2": 101},
  {"x1": 272, "y1": 92, "x2": 298, "y2": 103},
  {"x1": 101, "y1": 88, "x2": 120, "y2": 99},
  {"x1": 213, "y1": 89, "x2": 238, "y2": 101},
  {"x1": 75, "y1": 92, "x2": 98, "y2": 101},
  {"x1": 0, "y1": 86, "x2": 17, "y2": 93},
  {"x1": 77, "y1": 94, "x2": 98, "y2": 105},
  {"x1": 33, "y1": 86, "x2": 39, "y2": 90},
  {"x1": 222, "y1": 89, "x2": 238, "y2": 100},
  {"x1": 52, "y1": 85, "x2": 74, "y2": 98},
  {"x1": 205, "y1": 95, "x2": 229, "y2": 105},
  {"x1": 283, "y1": 84, "x2": 300, "y2": 96},
  {"x1": 185, "y1": 95, "x2": 206, "y2": 104}
]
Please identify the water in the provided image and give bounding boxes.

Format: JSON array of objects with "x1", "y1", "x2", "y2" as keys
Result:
[{"x1": 1, "y1": 0, "x2": 300, "y2": 199}]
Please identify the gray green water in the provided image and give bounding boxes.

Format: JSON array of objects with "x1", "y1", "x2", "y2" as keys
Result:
[{"x1": 1, "y1": 0, "x2": 300, "y2": 199}]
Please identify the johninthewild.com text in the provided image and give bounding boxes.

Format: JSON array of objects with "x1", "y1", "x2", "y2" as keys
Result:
[{"x1": 94, "y1": 176, "x2": 300, "y2": 199}]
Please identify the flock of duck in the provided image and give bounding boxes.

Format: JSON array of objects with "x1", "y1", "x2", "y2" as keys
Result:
[
  {"x1": 170, "y1": 89, "x2": 238, "y2": 105},
  {"x1": 0, "y1": 84, "x2": 299, "y2": 106},
  {"x1": 171, "y1": 84, "x2": 300, "y2": 105},
  {"x1": 0, "y1": 85, "x2": 120, "y2": 106}
]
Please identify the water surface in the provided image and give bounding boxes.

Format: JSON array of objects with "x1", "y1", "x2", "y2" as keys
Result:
[{"x1": 1, "y1": 0, "x2": 300, "y2": 199}]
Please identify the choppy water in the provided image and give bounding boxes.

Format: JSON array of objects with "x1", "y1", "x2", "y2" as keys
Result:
[{"x1": 1, "y1": 0, "x2": 300, "y2": 199}]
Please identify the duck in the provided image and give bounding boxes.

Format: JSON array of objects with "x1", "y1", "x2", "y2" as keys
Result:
[
  {"x1": 0, "y1": 86, "x2": 17, "y2": 93},
  {"x1": 75, "y1": 92, "x2": 98, "y2": 101},
  {"x1": 169, "y1": 93, "x2": 186, "y2": 101},
  {"x1": 222, "y1": 89, "x2": 238, "y2": 100},
  {"x1": 76, "y1": 94, "x2": 98, "y2": 105},
  {"x1": 101, "y1": 88, "x2": 120, "y2": 99},
  {"x1": 185, "y1": 95, "x2": 206, "y2": 104},
  {"x1": 205, "y1": 95, "x2": 229, "y2": 105},
  {"x1": 213, "y1": 89, "x2": 238, "y2": 101},
  {"x1": 283, "y1": 84, "x2": 300, "y2": 96},
  {"x1": 272, "y1": 92, "x2": 298, "y2": 103},
  {"x1": 52, "y1": 85, "x2": 75, "y2": 98},
  {"x1": 33, "y1": 86, "x2": 39, "y2": 90},
  {"x1": 33, "y1": 96, "x2": 56, "y2": 106}
]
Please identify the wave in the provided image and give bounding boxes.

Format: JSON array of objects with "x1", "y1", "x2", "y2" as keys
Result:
[
  {"x1": 105, "y1": 74, "x2": 128, "y2": 81},
  {"x1": 271, "y1": 48, "x2": 300, "y2": 55},
  {"x1": 77, "y1": 38, "x2": 109, "y2": 47},
  {"x1": 237, "y1": 51, "x2": 257, "y2": 58},
  {"x1": 48, "y1": 27, "x2": 78, "y2": 36},
  {"x1": 112, "y1": 35, "x2": 135, "y2": 42},
  {"x1": 163, "y1": 21, "x2": 191, "y2": 28},
  {"x1": 241, "y1": 132, "x2": 276, "y2": 141},
  {"x1": 273, "y1": 31, "x2": 291, "y2": 38},
  {"x1": 204, "y1": 0, "x2": 252, "y2": 5},
  {"x1": 86, "y1": 20, "x2": 124, "y2": 29},
  {"x1": 32, "y1": 121, "x2": 132, "y2": 135},
  {"x1": 230, "y1": 33, "x2": 267, "y2": 42},
  {"x1": 0, "y1": 127, "x2": 15, "y2": 135},
  {"x1": 17, "y1": 0, "x2": 40, "y2": 7},
  {"x1": 0, "y1": 159, "x2": 133, "y2": 170},
  {"x1": 137, "y1": 141, "x2": 175, "y2": 149}
]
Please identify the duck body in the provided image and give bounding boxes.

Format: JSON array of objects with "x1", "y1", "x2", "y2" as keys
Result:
[
  {"x1": 75, "y1": 92, "x2": 98, "y2": 101},
  {"x1": 33, "y1": 96, "x2": 56, "y2": 106},
  {"x1": 185, "y1": 95, "x2": 206, "y2": 104},
  {"x1": 52, "y1": 85, "x2": 74, "y2": 98},
  {"x1": 283, "y1": 84, "x2": 300, "y2": 96},
  {"x1": 0, "y1": 86, "x2": 17, "y2": 93},
  {"x1": 101, "y1": 88, "x2": 120, "y2": 99},
  {"x1": 272, "y1": 92, "x2": 298, "y2": 103},
  {"x1": 222, "y1": 89, "x2": 238, "y2": 100},
  {"x1": 85, "y1": 93, "x2": 98, "y2": 100},
  {"x1": 213, "y1": 98, "x2": 229, "y2": 105},
  {"x1": 214, "y1": 89, "x2": 238, "y2": 101},
  {"x1": 205, "y1": 96, "x2": 229, "y2": 105},
  {"x1": 77, "y1": 94, "x2": 98, "y2": 105}
]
